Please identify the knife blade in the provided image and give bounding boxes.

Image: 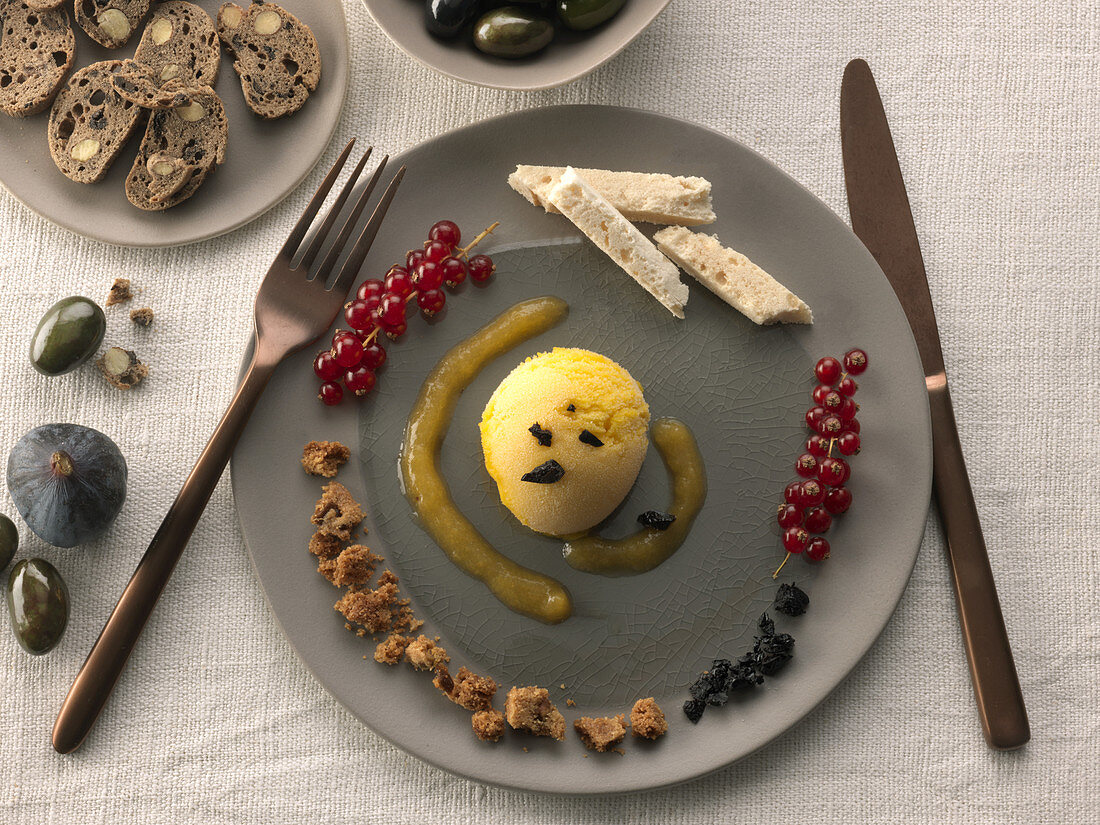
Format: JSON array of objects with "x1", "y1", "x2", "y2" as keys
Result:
[{"x1": 840, "y1": 58, "x2": 1030, "y2": 750}]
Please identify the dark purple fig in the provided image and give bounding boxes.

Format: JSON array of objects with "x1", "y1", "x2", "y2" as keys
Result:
[
  {"x1": 7, "y1": 423, "x2": 127, "y2": 548},
  {"x1": 8, "y1": 558, "x2": 69, "y2": 655}
]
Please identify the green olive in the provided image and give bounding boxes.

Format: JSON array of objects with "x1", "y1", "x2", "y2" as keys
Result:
[
  {"x1": 0, "y1": 515, "x2": 16, "y2": 570},
  {"x1": 7, "y1": 558, "x2": 69, "y2": 655},
  {"x1": 29, "y1": 296, "x2": 106, "y2": 376},
  {"x1": 556, "y1": 0, "x2": 626, "y2": 30},
  {"x1": 473, "y1": 6, "x2": 554, "y2": 58}
]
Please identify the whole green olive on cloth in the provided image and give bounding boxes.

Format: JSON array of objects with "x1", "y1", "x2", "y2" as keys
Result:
[
  {"x1": 7, "y1": 423, "x2": 127, "y2": 548},
  {"x1": 557, "y1": 0, "x2": 627, "y2": 30},
  {"x1": 7, "y1": 558, "x2": 69, "y2": 655},
  {"x1": 29, "y1": 296, "x2": 106, "y2": 376},
  {"x1": 0, "y1": 514, "x2": 17, "y2": 570},
  {"x1": 473, "y1": 6, "x2": 555, "y2": 58}
]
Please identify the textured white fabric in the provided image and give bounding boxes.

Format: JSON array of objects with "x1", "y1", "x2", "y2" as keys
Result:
[{"x1": 1, "y1": 0, "x2": 1097, "y2": 821}]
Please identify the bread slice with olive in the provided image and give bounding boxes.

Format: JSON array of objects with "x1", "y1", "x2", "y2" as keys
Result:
[
  {"x1": 124, "y1": 84, "x2": 227, "y2": 210},
  {"x1": 74, "y1": 0, "x2": 151, "y2": 48},
  {"x1": 0, "y1": 2, "x2": 75, "y2": 118},
  {"x1": 26, "y1": 0, "x2": 66, "y2": 10},
  {"x1": 216, "y1": 1, "x2": 320, "y2": 119},
  {"x1": 132, "y1": 1, "x2": 219, "y2": 87},
  {"x1": 47, "y1": 60, "x2": 144, "y2": 183},
  {"x1": 112, "y1": 58, "x2": 197, "y2": 107}
]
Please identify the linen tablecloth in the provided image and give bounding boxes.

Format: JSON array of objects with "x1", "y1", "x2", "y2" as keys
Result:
[{"x1": 1, "y1": 1, "x2": 1097, "y2": 821}]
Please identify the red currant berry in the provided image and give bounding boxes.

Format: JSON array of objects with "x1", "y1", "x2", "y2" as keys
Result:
[
  {"x1": 423, "y1": 240, "x2": 451, "y2": 264},
  {"x1": 344, "y1": 299, "x2": 373, "y2": 333},
  {"x1": 843, "y1": 348, "x2": 868, "y2": 375},
  {"x1": 784, "y1": 481, "x2": 802, "y2": 504},
  {"x1": 777, "y1": 503, "x2": 804, "y2": 529},
  {"x1": 468, "y1": 253, "x2": 495, "y2": 282},
  {"x1": 837, "y1": 376, "x2": 858, "y2": 396},
  {"x1": 824, "y1": 486, "x2": 853, "y2": 515},
  {"x1": 815, "y1": 356, "x2": 842, "y2": 384},
  {"x1": 415, "y1": 260, "x2": 445, "y2": 290},
  {"x1": 378, "y1": 294, "x2": 407, "y2": 328},
  {"x1": 318, "y1": 381, "x2": 343, "y2": 406},
  {"x1": 795, "y1": 453, "x2": 818, "y2": 478},
  {"x1": 817, "y1": 415, "x2": 844, "y2": 437},
  {"x1": 804, "y1": 507, "x2": 832, "y2": 533},
  {"x1": 846, "y1": 418, "x2": 861, "y2": 434},
  {"x1": 823, "y1": 390, "x2": 843, "y2": 412},
  {"x1": 332, "y1": 329, "x2": 358, "y2": 348},
  {"x1": 837, "y1": 396, "x2": 858, "y2": 423},
  {"x1": 812, "y1": 384, "x2": 832, "y2": 405},
  {"x1": 837, "y1": 431, "x2": 861, "y2": 456},
  {"x1": 344, "y1": 365, "x2": 376, "y2": 396},
  {"x1": 818, "y1": 457, "x2": 849, "y2": 486},
  {"x1": 782, "y1": 526, "x2": 810, "y2": 554},
  {"x1": 416, "y1": 287, "x2": 446, "y2": 316},
  {"x1": 806, "y1": 434, "x2": 830, "y2": 457},
  {"x1": 356, "y1": 278, "x2": 385, "y2": 302},
  {"x1": 331, "y1": 335, "x2": 364, "y2": 368},
  {"x1": 428, "y1": 219, "x2": 461, "y2": 250},
  {"x1": 806, "y1": 537, "x2": 830, "y2": 561},
  {"x1": 384, "y1": 321, "x2": 407, "y2": 340},
  {"x1": 361, "y1": 342, "x2": 386, "y2": 370},
  {"x1": 806, "y1": 406, "x2": 826, "y2": 429},
  {"x1": 406, "y1": 248, "x2": 425, "y2": 271},
  {"x1": 442, "y1": 257, "x2": 467, "y2": 287},
  {"x1": 313, "y1": 351, "x2": 340, "y2": 381},
  {"x1": 798, "y1": 479, "x2": 825, "y2": 507},
  {"x1": 385, "y1": 268, "x2": 416, "y2": 299}
]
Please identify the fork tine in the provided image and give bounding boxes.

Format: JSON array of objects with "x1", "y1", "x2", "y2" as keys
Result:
[
  {"x1": 276, "y1": 138, "x2": 356, "y2": 262},
  {"x1": 330, "y1": 166, "x2": 407, "y2": 298},
  {"x1": 296, "y1": 147, "x2": 372, "y2": 271},
  {"x1": 311, "y1": 155, "x2": 390, "y2": 284}
]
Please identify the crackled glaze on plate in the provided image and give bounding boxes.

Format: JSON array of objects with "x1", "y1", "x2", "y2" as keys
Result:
[{"x1": 230, "y1": 105, "x2": 932, "y2": 794}]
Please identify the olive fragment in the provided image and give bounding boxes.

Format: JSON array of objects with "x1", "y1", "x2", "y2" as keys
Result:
[
  {"x1": 528, "y1": 422, "x2": 552, "y2": 447},
  {"x1": 521, "y1": 459, "x2": 565, "y2": 484},
  {"x1": 773, "y1": 582, "x2": 809, "y2": 616},
  {"x1": 473, "y1": 6, "x2": 554, "y2": 59},
  {"x1": 578, "y1": 429, "x2": 603, "y2": 447},
  {"x1": 556, "y1": 0, "x2": 626, "y2": 30},
  {"x1": 7, "y1": 558, "x2": 69, "y2": 655},
  {"x1": 29, "y1": 296, "x2": 106, "y2": 376},
  {"x1": 637, "y1": 510, "x2": 675, "y2": 530},
  {"x1": 0, "y1": 515, "x2": 17, "y2": 570}
]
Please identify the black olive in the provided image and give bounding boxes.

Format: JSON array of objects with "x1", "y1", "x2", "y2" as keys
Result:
[{"x1": 424, "y1": 0, "x2": 482, "y2": 38}]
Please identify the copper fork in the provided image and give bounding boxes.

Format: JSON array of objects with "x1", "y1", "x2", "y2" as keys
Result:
[{"x1": 52, "y1": 140, "x2": 405, "y2": 754}]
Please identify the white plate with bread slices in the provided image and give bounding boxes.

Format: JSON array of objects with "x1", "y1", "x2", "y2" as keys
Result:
[
  {"x1": 0, "y1": 0, "x2": 348, "y2": 246},
  {"x1": 230, "y1": 104, "x2": 933, "y2": 793}
]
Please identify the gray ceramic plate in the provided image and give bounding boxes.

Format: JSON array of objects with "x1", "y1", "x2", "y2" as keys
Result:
[
  {"x1": 230, "y1": 105, "x2": 932, "y2": 794},
  {"x1": 0, "y1": 0, "x2": 348, "y2": 247},
  {"x1": 362, "y1": 0, "x2": 671, "y2": 91}
]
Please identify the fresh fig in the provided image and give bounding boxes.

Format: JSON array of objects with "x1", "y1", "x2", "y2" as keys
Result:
[{"x1": 6, "y1": 423, "x2": 127, "y2": 548}]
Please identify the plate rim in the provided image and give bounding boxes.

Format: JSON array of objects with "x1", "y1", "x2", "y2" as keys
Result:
[
  {"x1": 230, "y1": 102, "x2": 934, "y2": 794},
  {"x1": 0, "y1": 0, "x2": 351, "y2": 249}
]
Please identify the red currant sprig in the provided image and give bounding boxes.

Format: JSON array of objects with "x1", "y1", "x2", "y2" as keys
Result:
[
  {"x1": 312, "y1": 220, "x2": 500, "y2": 405},
  {"x1": 773, "y1": 350, "x2": 868, "y2": 578}
]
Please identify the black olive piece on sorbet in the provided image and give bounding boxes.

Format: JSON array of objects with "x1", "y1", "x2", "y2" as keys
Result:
[
  {"x1": 521, "y1": 459, "x2": 565, "y2": 484},
  {"x1": 638, "y1": 510, "x2": 676, "y2": 530},
  {"x1": 566, "y1": 404, "x2": 575, "y2": 412},
  {"x1": 578, "y1": 429, "x2": 603, "y2": 447},
  {"x1": 528, "y1": 422, "x2": 552, "y2": 447}
]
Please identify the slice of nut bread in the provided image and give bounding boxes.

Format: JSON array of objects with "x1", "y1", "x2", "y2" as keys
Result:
[
  {"x1": 124, "y1": 85, "x2": 227, "y2": 210},
  {"x1": 216, "y1": 1, "x2": 320, "y2": 119},
  {"x1": 0, "y1": 2, "x2": 75, "y2": 117},
  {"x1": 112, "y1": 58, "x2": 196, "y2": 107},
  {"x1": 74, "y1": 0, "x2": 151, "y2": 48},
  {"x1": 47, "y1": 60, "x2": 143, "y2": 182},
  {"x1": 133, "y1": 1, "x2": 218, "y2": 87}
]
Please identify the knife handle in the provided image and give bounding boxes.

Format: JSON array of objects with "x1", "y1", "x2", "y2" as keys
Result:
[{"x1": 927, "y1": 375, "x2": 1030, "y2": 750}]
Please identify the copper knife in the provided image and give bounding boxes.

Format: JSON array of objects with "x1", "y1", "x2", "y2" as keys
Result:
[{"x1": 840, "y1": 58, "x2": 1029, "y2": 750}]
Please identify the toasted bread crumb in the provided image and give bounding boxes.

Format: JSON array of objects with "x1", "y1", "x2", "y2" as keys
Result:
[
  {"x1": 106, "y1": 278, "x2": 133, "y2": 306},
  {"x1": 129, "y1": 307, "x2": 154, "y2": 326},
  {"x1": 566, "y1": 698, "x2": 576, "y2": 707},
  {"x1": 308, "y1": 530, "x2": 342, "y2": 558},
  {"x1": 311, "y1": 482, "x2": 364, "y2": 541},
  {"x1": 374, "y1": 633, "x2": 410, "y2": 665},
  {"x1": 405, "y1": 635, "x2": 450, "y2": 671},
  {"x1": 301, "y1": 440, "x2": 350, "y2": 477},
  {"x1": 504, "y1": 686, "x2": 565, "y2": 741},
  {"x1": 574, "y1": 714, "x2": 627, "y2": 752},
  {"x1": 334, "y1": 580, "x2": 398, "y2": 634},
  {"x1": 630, "y1": 697, "x2": 668, "y2": 740},
  {"x1": 472, "y1": 709, "x2": 505, "y2": 742},
  {"x1": 433, "y1": 665, "x2": 497, "y2": 711},
  {"x1": 318, "y1": 544, "x2": 380, "y2": 587}
]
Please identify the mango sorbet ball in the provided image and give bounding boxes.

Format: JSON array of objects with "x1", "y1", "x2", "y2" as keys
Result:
[{"x1": 480, "y1": 348, "x2": 650, "y2": 537}]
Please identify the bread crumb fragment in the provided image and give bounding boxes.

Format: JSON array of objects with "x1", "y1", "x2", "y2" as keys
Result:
[
  {"x1": 129, "y1": 307, "x2": 154, "y2": 326},
  {"x1": 106, "y1": 278, "x2": 133, "y2": 306},
  {"x1": 574, "y1": 714, "x2": 626, "y2": 752},
  {"x1": 433, "y1": 665, "x2": 497, "y2": 711},
  {"x1": 334, "y1": 579, "x2": 398, "y2": 634},
  {"x1": 318, "y1": 544, "x2": 380, "y2": 587},
  {"x1": 374, "y1": 633, "x2": 410, "y2": 665},
  {"x1": 301, "y1": 440, "x2": 350, "y2": 477},
  {"x1": 504, "y1": 686, "x2": 565, "y2": 741},
  {"x1": 630, "y1": 697, "x2": 668, "y2": 740},
  {"x1": 311, "y1": 482, "x2": 364, "y2": 541},
  {"x1": 308, "y1": 530, "x2": 342, "y2": 558},
  {"x1": 472, "y1": 709, "x2": 505, "y2": 742},
  {"x1": 405, "y1": 635, "x2": 450, "y2": 671},
  {"x1": 97, "y1": 347, "x2": 148, "y2": 390}
]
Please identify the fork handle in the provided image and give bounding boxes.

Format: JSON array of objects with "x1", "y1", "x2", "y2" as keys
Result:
[
  {"x1": 52, "y1": 347, "x2": 278, "y2": 754},
  {"x1": 928, "y1": 378, "x2": 1029, "y2": 750}
]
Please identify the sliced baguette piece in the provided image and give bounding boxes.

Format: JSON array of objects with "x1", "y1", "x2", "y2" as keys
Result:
[
  {"x1": 74, "y1": 0, "x2": 152, "y2": 48},
  {"x1": 47, "y1": 60, "x2": 143, "y2": 183},
  {"x1": 216, "y1": 1, "x2": 320, "y2": 119},
  {"x1": 547, "y1": 167, "x2": 689, "y2": 319},
  {"x1": 112, "y1": 59, "x2": 196, "y2": 108},
  {"x1": 26, "y1": 1, "x2": 66, "y2": 10},
  {"x1": 124, "y1": 84, "x2": 227, "y2": 210},
  {"x1": 509, "y1": 165, "x2": 715, "y2": 226},
  {"x1": 654, "y1": 226, "x2": 812, "y2": 325},
  {"x1": 0, "y1": 2, "x2": 75, "y2": 117},
  {"x1": 132, "y1": 1, "x2": 219, "y2": 87}
]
